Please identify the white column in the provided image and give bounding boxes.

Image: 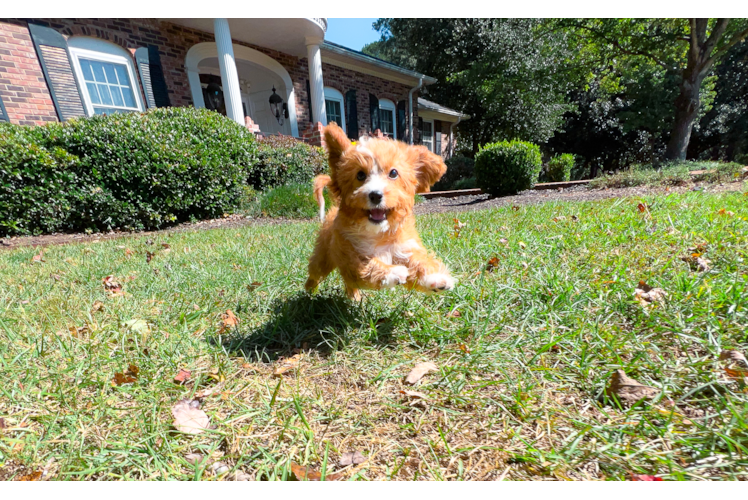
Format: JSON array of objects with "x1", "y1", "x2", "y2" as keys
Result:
[
  {"x1": 305, "y1": 36, "x2": 327, "y2": 126},
  {"x1": 186, "y1": 69, "x2": 205, "y2": 109},
  {"x1": 214, "y1": 18, "x2": 244, "y2": 125}
]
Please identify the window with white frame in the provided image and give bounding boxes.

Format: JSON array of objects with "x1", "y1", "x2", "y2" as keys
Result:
[
  {"x1": 420, "y1": 119, "x2": 434, "y2": 151},
  {"x1": 379, "y1": 99, "x2": 396, "y2": 138},
  {"x1": 68, "y1": 37, "x2": 144, "y2": 116},
  {"x1": 324, "y1": 87, "x2": 345, "y2": 131}
]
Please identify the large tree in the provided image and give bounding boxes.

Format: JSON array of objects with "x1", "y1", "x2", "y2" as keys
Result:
[
  {"x1": 364, "y1": 19, "x2": 578, "y2": 153},
  {"x1": 560, "y1": 19, "x2": 748, "y2": 160}
]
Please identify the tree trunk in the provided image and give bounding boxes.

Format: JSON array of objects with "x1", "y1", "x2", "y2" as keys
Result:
[{"x1": 665, "y1": 74, "x2": 704, "y2": 161}]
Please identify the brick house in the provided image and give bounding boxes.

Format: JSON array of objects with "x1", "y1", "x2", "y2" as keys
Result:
[{"x1": 0, "y1": 18, "x2": 468, "y2": 157}]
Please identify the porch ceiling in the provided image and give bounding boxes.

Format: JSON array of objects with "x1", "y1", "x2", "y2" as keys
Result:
[{"x1": 159, "y1": 18, "x2": 325, "y2": 57}]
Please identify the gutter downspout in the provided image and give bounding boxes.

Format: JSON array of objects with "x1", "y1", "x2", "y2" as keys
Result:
[{"x1": 408, "y1": 77, "x2": 423, "y2": 145}]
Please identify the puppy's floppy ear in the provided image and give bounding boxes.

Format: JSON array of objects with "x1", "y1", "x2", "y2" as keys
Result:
[
  {"x1": 411, "y1": 145, "x2": 447, "y2": 193},
  {"x1": 323, "y1": 122, "x2": 351, "y2": 171}
]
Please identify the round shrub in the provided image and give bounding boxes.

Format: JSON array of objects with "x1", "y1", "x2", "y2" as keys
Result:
[
  {"x1": 432, "y1": 155, "x2": 475, "y2": 191},
  {"x1": 251, "y1": 135, "x2": 327, "y2": 190},
  {"x1": 546, "y1": 153, "x2": 575, "y2": 182},
  {"x1": 1, "y1": 107, "x2": 258, "y2": 236},
  {"x1": 0, "y1": 123, "x2": 87, "y2": 235},
  {"x1": 474, "y1": 140, "x2": 542, "y2": 196}
]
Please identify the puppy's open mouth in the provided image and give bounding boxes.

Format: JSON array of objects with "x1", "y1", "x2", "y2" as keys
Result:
[{"x1": 368, "y1": 208, "x2": 388, "y2": 224}]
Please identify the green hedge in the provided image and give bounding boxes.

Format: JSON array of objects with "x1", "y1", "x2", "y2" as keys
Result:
[
  {"x1": 474, "y1": 140, "x2": 542, "y2": 196},
  {"x1": 546, "y1": 153, "x2": 575, "y2": 182},
  {"x1": 432, "y1": 155, "x2": 475, "y2": 191},
  {"x1": 250, "y1": 135, "x2": 327, "y2": 191},
  {"x1": 1, "y1": 108, "x2": 258, "y2": 236}
]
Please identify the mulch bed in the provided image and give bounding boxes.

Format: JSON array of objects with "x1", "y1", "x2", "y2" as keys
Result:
[{"x1": 2, "y1": 181, "x2": 745, "y2": 250}]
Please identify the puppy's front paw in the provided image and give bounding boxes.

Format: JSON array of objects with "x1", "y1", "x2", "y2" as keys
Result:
[
  {"x1": 382, "y1": 265, "x2": 409, "y2": 288},
  {"x1": 421, "y1": 273, "x2": 455, "y2": 293}
]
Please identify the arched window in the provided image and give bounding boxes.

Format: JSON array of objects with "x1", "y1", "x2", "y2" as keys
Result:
[
  {"x1": 324, "y1": 87, "x2": 345, "y2": 131},
  {"x1": 67, "y1": 37, "x2": 145, "y2": 116},
  {"x1": 379, "y1": 98, "x2": 396, "y2": 138}
]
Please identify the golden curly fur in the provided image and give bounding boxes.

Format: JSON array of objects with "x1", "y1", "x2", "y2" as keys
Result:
[{"x1": 304, "y1": 123, "x2": 455, "y2": 301}]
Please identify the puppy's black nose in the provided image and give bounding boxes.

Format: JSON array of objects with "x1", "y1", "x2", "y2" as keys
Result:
[{"x1": 369, "y1": 191, "x2": 383, "y2": 204}]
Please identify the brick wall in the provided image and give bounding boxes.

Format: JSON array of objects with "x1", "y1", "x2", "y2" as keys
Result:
[
  {"x1": 0, "y1": 18, "x2": 421, "y2": 137},
  {"x1": 0, "y1": 22, "x2": 58, "y2": 125}
]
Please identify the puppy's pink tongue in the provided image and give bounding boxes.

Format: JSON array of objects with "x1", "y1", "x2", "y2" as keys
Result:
[{"x1": 369, "y1": 209, "x2": 386, "y2": 221}]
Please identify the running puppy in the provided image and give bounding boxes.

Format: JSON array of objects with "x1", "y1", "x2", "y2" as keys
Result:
[{"x1": 305, "y1": 123, "x2": 455, "y2": 300}]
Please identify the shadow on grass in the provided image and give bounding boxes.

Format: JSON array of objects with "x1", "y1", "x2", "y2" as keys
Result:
[{"x1": 211, "y1": 291, "x2": 402, "y2": 361}]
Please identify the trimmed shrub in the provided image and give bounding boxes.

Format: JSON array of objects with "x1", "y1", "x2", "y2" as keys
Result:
[
  {"x1": 243, "y1": 183, "x2": 332, "y2": 219},
  {"x1": 453, "y1": 177, "x2": 477, "y2": 190},
  {"x1": 474, "y1": 140, "x2": 542, "y2": 196},
  {"x1": 0, "y1": 123, "x2": 87, "y2": 235},
  {"x1": 546, "y1": 153, "x2": 575, "y2": 182},
  {"x1": 432, "y1": 155, "x2": 475, "y2": 191},
  {"x1": 0, "y1": 107, "x2": 258, "y2": 236},
  {"x1": 251, "y1": 135, "x2": 327, "y2": 190}
]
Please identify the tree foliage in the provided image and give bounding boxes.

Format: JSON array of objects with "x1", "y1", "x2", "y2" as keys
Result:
[{"x1": 365, "y1": 19, "x2": 578, "y2": 152}]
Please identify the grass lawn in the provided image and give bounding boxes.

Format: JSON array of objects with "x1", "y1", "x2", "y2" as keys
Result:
[{"x1": 1, "y1": 187, "x2": 747, "y2": 481}]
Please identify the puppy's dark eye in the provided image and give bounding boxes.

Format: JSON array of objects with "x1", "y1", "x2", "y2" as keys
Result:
[
  {"x1": 357, "y1": 171, "x2": 366, "y2": 181},
  {"x1": 388, "y1": 169, "x2": 398, "y2": 179}
]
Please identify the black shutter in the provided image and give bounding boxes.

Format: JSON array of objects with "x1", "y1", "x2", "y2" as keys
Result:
[
  {"x1": 135, "y1": 46, "x2": 170, "y2": 109},
  {"x1": 434, "y1": 121, "x2": 442, "y2": 155},
  {"x1": 306, "y1": 79, "x2": 313, "y2": 123},
  {"x1": 396, "y1": 100, "x2": 406, "y2": 141},
  {"x1": 417, "y1": 117, "x2": 424, "y2": 145},
  {"x1": 27, "y1": 23, "x2": 86, "y2": 121},
  {"x1": 369, "y1": 93, "x2": 380, "y2": 133},
  {"x1": 345, "y1": 89, "x2": 358, "y2": 139},
  {"x1": 0, "y1": 93, "x2": 8, "y2": 122}
]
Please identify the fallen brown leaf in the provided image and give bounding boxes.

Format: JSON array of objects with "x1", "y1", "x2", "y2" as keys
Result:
[
  {"x1": 31, "y1": 250, "x2": 44, "y2": 263},
  {"x1": 146, "y1": 251, "x2": 155, "y2": 263},
  {"x1": 446, "y1": 309, "x2": 461, "y2": 318},
  {"x1": 512, "y1": 206, "x2": 520, "y2": 211},
  {"x1": 174, "y1": 368, "x2": 192, "y2": 384},
  {"x1": 339, "y1": 451, "x2": 366, "y2": 466},
  {"x1": 681, "y1": 254, "x2": 711, "y2": 272},
  {"x1": 630, "y1": 474, "x2": 663, "y2": 481},
  {"x1": 291, "y1": 462, "x2": 322, "y2": 480},
  {"x1": 124, "y1": 248, "x2": 134, "y2": 258},
  {"x1": 606, "y1": 370, "x2": 660, "y2": 404},
  {"x1": 400, "y1": 389, "x2": 428, "y2": 399},
  {"x1": 453, "y1": 218, "x2": 466, "y2": 238},
  {"x1": 172, "y1": 399, "x2": 210, "y2": 435},
  {"x1": 404, "y1": 361, "x2": 438, "y2": 385},
  {"x1": 68, "y1": 325, "x2": 89, "y2": 338},
  {"x1": 218, "y1": 310, "x2": 239, "y2": 334},
  {"x1": 499, "y1": 238, "x2": 509, "y2": 245},
  {"x1": 719, "y1": 350, "x2": 748, "y2": 383},
  {"x1": 113, "y1": 364, "x2": 139, "y2": 385},
  {"x1": 637, "y1": 203, "x2": 647, "y2": 213},
  {"x1": 18, "y1": 470, "x2": 42, "y2": 481},
  {"x1": 634, "y1": 281, "x2": 666, "y2": 307},
  {"x1": 91, "y1": 301, "x2": 104, "y2": 313},
  {"x1": 247, "y1": 281, "x2": 263, "y2": 291},
  {"x1": 485, "y1": 257, "x2": 499, "y2": 272},
  {"x1": 102, "y1": 275, "x2": 124, "y2": 295},
  {"x1": 273, "y1": 353, "x2": 302, "y2": 377}
]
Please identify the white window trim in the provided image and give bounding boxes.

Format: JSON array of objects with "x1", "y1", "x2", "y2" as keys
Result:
[
  {"x1": 420, "y1": 118, "x2": 434, "y2": 152},
  {"x1": 68, "y1": 40, "x2": 145, "y2": 117},
  {"x1": 323, "y1": 87, "x2": 345, "y2": 131},
  {"x1": 379, "y1": 98, "x2": 396, "y2": 138}
]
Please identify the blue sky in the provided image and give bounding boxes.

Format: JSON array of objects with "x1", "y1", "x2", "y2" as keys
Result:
[{"x1": 325, "y1": 18, "x2": 381, "y2": 51}]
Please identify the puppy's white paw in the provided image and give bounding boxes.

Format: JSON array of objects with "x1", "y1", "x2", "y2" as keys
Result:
[
  {"x1": 421, "y1": 273, "x2": 455, "y2": 293},
  {"x1": 382, "y1": 265, "x2": 409, "y2": 288}
]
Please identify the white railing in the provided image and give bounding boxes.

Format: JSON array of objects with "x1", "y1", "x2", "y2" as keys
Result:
[{"x1": 308, "y1": 18, "x2": 328, "y2": 32}]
